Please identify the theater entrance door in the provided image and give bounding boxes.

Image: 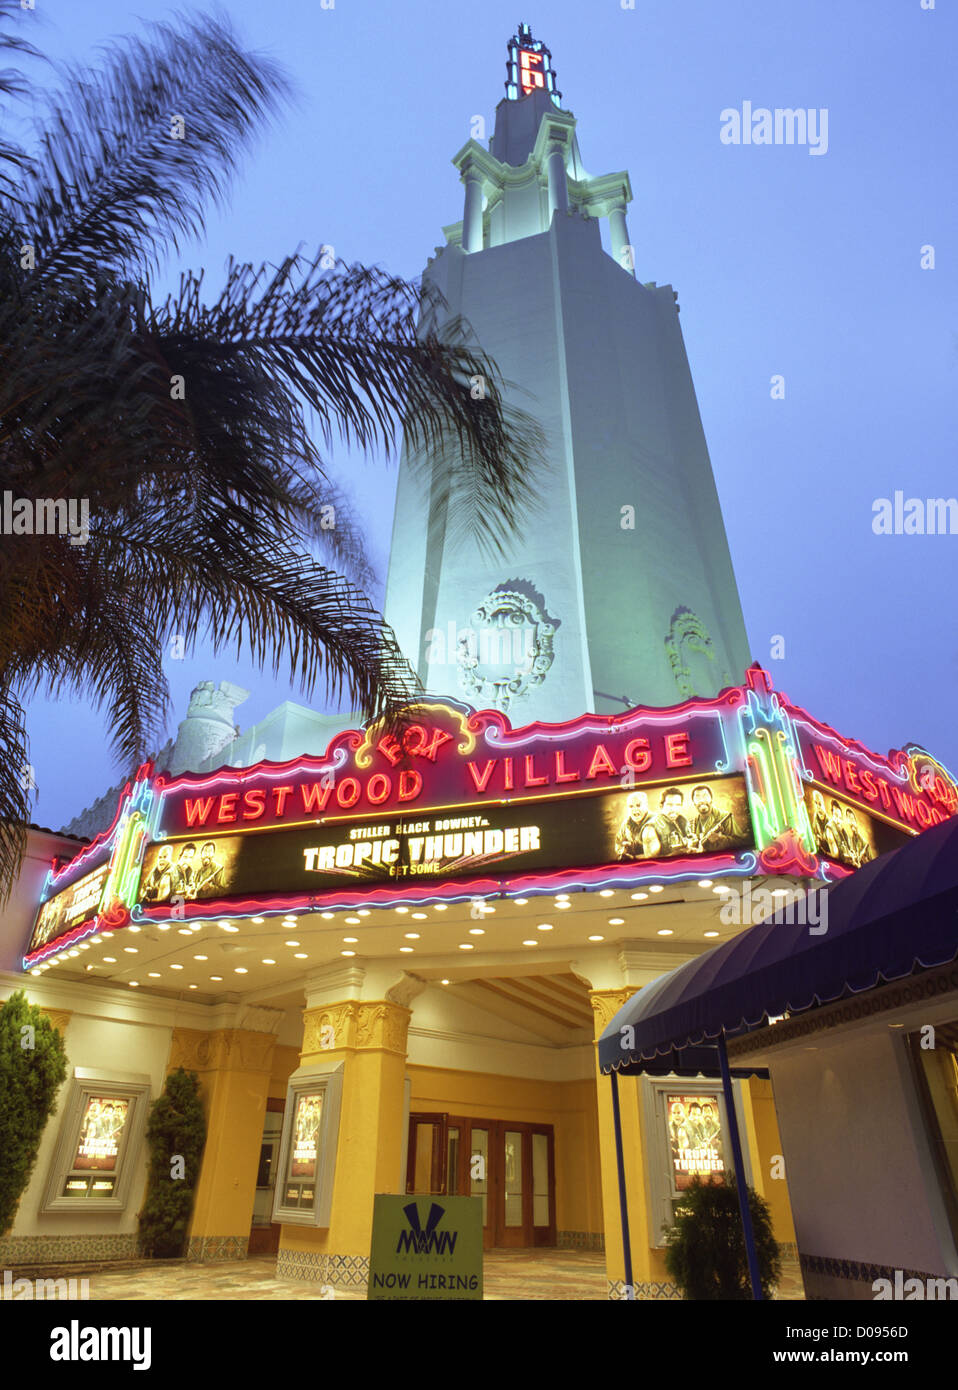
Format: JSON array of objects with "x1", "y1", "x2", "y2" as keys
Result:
[{"x1": 406, "y1": 1113, "x2": 556, "y2": 1249}]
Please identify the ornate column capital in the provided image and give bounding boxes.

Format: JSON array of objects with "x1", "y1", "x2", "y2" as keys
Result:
[{"x1": 589, "y1": 986, "x2": 639, "y2": 1039}]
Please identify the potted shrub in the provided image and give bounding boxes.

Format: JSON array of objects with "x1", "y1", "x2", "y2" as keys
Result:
[
  {"x1": 0, "y1": 990, "x2": 69, "y2": 1235},
  {"x1": 138, "y1": 1067, "x2": 207, "y2": 1258},
  {"x1": 664, "y1": 1174, "x2": 782, "y2": 1299}
]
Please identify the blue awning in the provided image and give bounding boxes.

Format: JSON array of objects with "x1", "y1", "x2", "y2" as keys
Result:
[{"x1": 598, "y1": 812, "x2": 958, "y2": 1074}]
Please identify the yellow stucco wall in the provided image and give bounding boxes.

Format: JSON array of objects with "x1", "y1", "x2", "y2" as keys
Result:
[
  {"x1": 408, "y1": 1064, "x2": 603, "y2": 1237},
  {"x1": 744, "y1": 1076, "x2": 797, "y2": 1245}
]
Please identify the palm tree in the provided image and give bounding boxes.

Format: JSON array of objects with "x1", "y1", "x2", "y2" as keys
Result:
[{"x1": 0, "y1": 4, "x2": 544, "y2": 897}]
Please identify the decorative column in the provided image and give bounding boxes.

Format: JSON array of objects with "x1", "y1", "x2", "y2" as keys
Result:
[
  {"x1": 609, "y1": 203, "x2": 634, "y2": 275},
  {"x1": 277, "y1": 966, "x2": 418, "y2": 1292},
  {"x1": 546, "y1": 141, "x2": 569, "y2": 219},
  {"x1": 462, "y1": 164, "x2": 484, "y2": 253},
  {"x1": 169, "y1": 1006, "x2": 282, "y2": 1262}
]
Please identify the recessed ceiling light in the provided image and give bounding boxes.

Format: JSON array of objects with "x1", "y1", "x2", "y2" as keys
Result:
[
  {"x1": 220, "y1": 924, "x2": 239, "y2": 933},
  {"x1": 711, "y1": 885, "x2": 729, "y2": 894},
  {"x1": 90, "y1": 936, "x2": 102, "y2": 944},
  {"x1": 103, "y1": 957, "x2": 117, "y2": 963},
  {"x1": 84, "y1": 964, "x2": 95, "y2": 972},
  {"x1": 697, "y1": 879, "x2": 713, "y2": 888},
  {"x1": 285, "y1": 940, "x2": 300, "y2": 947},
  {"x1": 649, "y1": 885, "x2": 664, "y2": 893},
  {"x1": 252, "y1": 917, "x2": 265, "y2": 924},
  {"x1": 588, "y1": 935, "x2": 604, "y2": 942},
  {"x1": 68, "y1": 949, "x2": 80, "y2": 957},
  {"x1": 262, "y1": 959, "x2": 276, "y2": 965},
  {"x1": 522, "y1": 939, "x2": 538, "y2": 946},
  {"x1": 630, "y1": 892, "x2": 648, "y2": 901},
  {"x1": 178, "y1": 928, "x2": 192, "y2": 936},
  {"x1": 148, "y1": 972, "x2": 161, "y2": 978},
  {"x1": 156, "y1": 925, "x2": 172, "y2": 933},
  {"x1": 343, "y1": 936, "x2": 358, "y2": 944},
  {"x1": 469, "y1": 927, "x2": 484, "y2": 936},
  {"x1": 404, "y1": 932, "x2": 420, "y2": 940},
  {"x1": 458, "y1": 943, "x2": 474, "y2": 950},
  {"x1": 704, "y1": 930, "x2": 719, "y2": 938},
  {"x1": 123, "y1": 947, "x2": 138, "y2": 954},
  {"x1": 412, "y1": 912, "x2": 427, "y2": 920},
  {"x1": 170, "y1": 964, "x2": 183, "y2": 970},
  {"x1": 555, "y1": 893, "x2": 570, "y2": 901},
  {"x1": 608, "y1": 918, "x2": 625, "y2": 926},
  {"x1": 537, "y1": 923, "x2": 553, "y2": 931},
  {"x1": 210, "y1": 975, "x2": 223, "y2": 981},
  {"x1": 322, "y1": 912, "x2": 334, "y2": 920},
  {"x1": 341, "y1": 950, "x2": 355, "y2": 957},
  {"x1": 434, "y1": 904, "x2": 447, "y2": 911},
  {"x1": 345, "y1": 916, "x2": 361, "y2": 925},
  {"x1": 128, "y1": 980, "x2": 139, "y2": 987},
  {"x1": 441, "y1": 979, "x2": 450, "y2": 985},
  {"x1": 218, "y1": 920, "x2": 232, "y2": 928},
  {"x1": 771, "y1": 888, "x2": 791, "y2": 897},
  {"x1": 599, "y1": 889, "x2": 614, "y2": 897},
  {"x1": 357, "y1": 909, "x2": 370, "y2": 917},
  {"x1": 194, "y1": 955, "x2": 208, "y2": 961},
  {"x1": 78, "y1": 943, "x2": 90, "y2": 950},
  {"x1": 657, "y1": 929, "x2": 673, "y2": 937},
  {"x1": 395, "y1": 906, "x2": 409, "y2": 914},
  {"x1": 188, "y1": 984, "x2": 197, "y2": 990},
  {"x1": 234, "y1": 967, "x2": 248, "y2": 974},
  {"x1": 556, "y1": 901, "x2": 571, "y2": 910},
  {"x1": 127, "y1": 926, "x2": 141, "y2": 934},
  {"x1": 294, "y1": 952, "x2": 308, "y2": 959},
  {"x1": 514, "y1": 898, "x2": 528, "y2": 905},
  {"x1": 399, "y1": 946, "x2": 414, "y2": 953}
]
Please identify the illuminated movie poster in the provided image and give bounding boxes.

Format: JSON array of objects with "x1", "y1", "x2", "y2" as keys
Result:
[
  {"x1": 607, "y1": 777, "x2": 751, "y2": 862},
  {"x1": 290, "y1": 1093, "x2": 323, "y2": 1179},
  {"x1": 72, "y1": 1097, "x2": 130, "y2": 1172},
  {"x1": 805, "y1": 787, "x2": 878, "y2": 869},
  {"x1": 139, "y1": 836, "x2": 243, "y2": 904},
  {"x1": 667, "y1": 1094, "x2": 725, "y2": 1192},
  {"x1": 29, "y1": 862, "x2": 111, "y2": 952}
]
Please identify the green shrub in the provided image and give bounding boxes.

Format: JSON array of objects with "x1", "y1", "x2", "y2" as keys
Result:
[
  {"x1": 138, "y1": 1067, "x2": 207, "y2": 1258},
  {"x1": 664, "y1": 1174, "x2": 782, "y2": 1300},
  {"x1": 0, "y1": 990, "x2": 69, "y2": 1235}
]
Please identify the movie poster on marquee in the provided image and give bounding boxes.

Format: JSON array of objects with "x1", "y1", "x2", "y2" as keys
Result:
[
  {"x1": 29, "y1": 862, "x2": 111, "y2": 952},
  {"x1": 605, "y1": 777, "x2": 751, "y2": 862},
  {"x1": 290, "y1": 1093, "x2": 323, "y2": 1179},
  {"x1": 804, "y1": 786, "x2": 880, "y2": 869},
  {"x1": 667, "y1": 1094, "x2": 725, "y2": 1192},
  {"x1": 135, "y1": 777, "x2": 755, "y2": 907},
  {"x1": 72, "y1": 1096, "x2": 130, "y2": 1172}
]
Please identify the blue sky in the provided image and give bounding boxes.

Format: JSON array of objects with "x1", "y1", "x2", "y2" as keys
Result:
[{"x1": 15, "y1": 0, "x2": 958, "y2": 828}]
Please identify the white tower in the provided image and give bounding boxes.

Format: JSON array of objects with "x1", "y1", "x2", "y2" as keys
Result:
[{"x1": 385, "y1": 24, "x2": 752, "y2": 719}]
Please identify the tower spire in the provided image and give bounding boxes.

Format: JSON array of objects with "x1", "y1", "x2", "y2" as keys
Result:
[{"x1": 505, "y1": 22, "x2": 561, "y2": 105}]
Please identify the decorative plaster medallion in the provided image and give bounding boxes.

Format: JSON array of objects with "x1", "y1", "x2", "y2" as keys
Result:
[{"x1": 457, "y1": 587, "x2": 555, "y2": 711}]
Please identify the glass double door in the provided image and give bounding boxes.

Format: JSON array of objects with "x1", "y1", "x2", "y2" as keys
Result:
[{"x1": 406, "y1": 1113, "x2": 556, "y2": 1249}]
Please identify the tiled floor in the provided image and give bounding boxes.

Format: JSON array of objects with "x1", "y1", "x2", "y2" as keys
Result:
[{"x1": 3, "y1": 1249, "x2": 804, "y2": 1301}]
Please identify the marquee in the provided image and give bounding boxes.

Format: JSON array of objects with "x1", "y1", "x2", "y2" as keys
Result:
[{"x1": 23, "y1": 666, "x2": 957, "y2": 968}]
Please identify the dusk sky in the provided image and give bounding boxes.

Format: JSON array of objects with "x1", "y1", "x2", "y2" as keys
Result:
[{"x1": 16, "y1": 0, "x2": 958, "y2": 830}]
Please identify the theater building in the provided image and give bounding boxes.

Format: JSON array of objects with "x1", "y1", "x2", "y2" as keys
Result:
[{"x1": 2, "y1": 26, "x2": 955, "y2": 1299}]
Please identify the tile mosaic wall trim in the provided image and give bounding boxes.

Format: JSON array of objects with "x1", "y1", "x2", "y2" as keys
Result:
[
  {"x1": 0, "y1": 1234, "x2": 139, "y2": 1265},
  {"x1": 276, "y1": 1248, "x2": 369, "y2": 1288},
  {"x1": 186, "y1": 1236, "x2": 248, "y2": 1263},
  {"x1": 608, "y1": 1278, "x2": 681, "y2": 1300}
]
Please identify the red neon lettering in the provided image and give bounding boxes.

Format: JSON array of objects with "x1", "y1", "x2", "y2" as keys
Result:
[
  {"x1": 273, "y1": 785, "x2": 294, "y2": 816},
  {"x1": 503, "y1": 758, "x2": 515, "y2": 790},
  {"x1": 554, "y1": 750, "x2": 580, "y2": 783},
  {"x1": 241, "y1": 789, "x2": 266, "y2": 821},
  {"x1": 843, "y1": 760, "x2": 862, "y2": 794},
  {"x1": 524, "y1": 755, "x2": 548, "y2": 787},
  {"x1": 367, "y1": 773, "x2": 391, "y2": 804},
  {"x1": 914, "y1": 799, "x2": 934, "y2": 828},
  {"x1": 405, "y1": 725, "x2": 453, "y2": 762},
  {"x1": 665, "y1": 732, "x2": 692, "y2": 768},
  {"x1": 377, "y1": 734, "x2": 403, "y2": 766},
  {"x1": 398, "y1": 769, "x2": 422, "y2": 802},
  {"x1": 300, "y1": 781, "x2": 334, "y2": 814},
  {"x1": 876, "y1": 778, "x2": 892, "y2": 809},
  {"x1": 813, "y1": 745, "x2": 844, "y2": 784},
  {"x1": 860, "y1": 769, "x2": 879, "y2": 801},
  {"x1": 217, "y1": 792, "x2": 238, "y2": 823},
  {"x1": 336, "y1": 778, "x2": 360, "y2": 809},
  {"x1": 467, "y1": 760, "x2": 497, "y2": 793},
  {"x1": 587, "y1": 745, "x2": 616, "y2": 780},
  {"x1": 890, "y1": 787, "x2": 916, "y2": 822},
  {"x1": 624, "y1": 738, "x2": 651, "y2": 773},
  {"x1": 184, "y1": 797, "x2": 215, "y2": 827}
]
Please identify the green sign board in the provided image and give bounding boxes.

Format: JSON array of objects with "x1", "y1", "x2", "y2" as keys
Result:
[{"x1": 367, "y1": 1194, "x2": 483, "y2": 1300}]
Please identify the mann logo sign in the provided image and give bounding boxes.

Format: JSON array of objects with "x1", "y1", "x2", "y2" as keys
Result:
[
  {"x1": 368, "y1": 1194, "x2": 482, "y2": 1301},
  {"x1": 396, "y1": 1201, "x2": 458, "y2": 1255}
]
